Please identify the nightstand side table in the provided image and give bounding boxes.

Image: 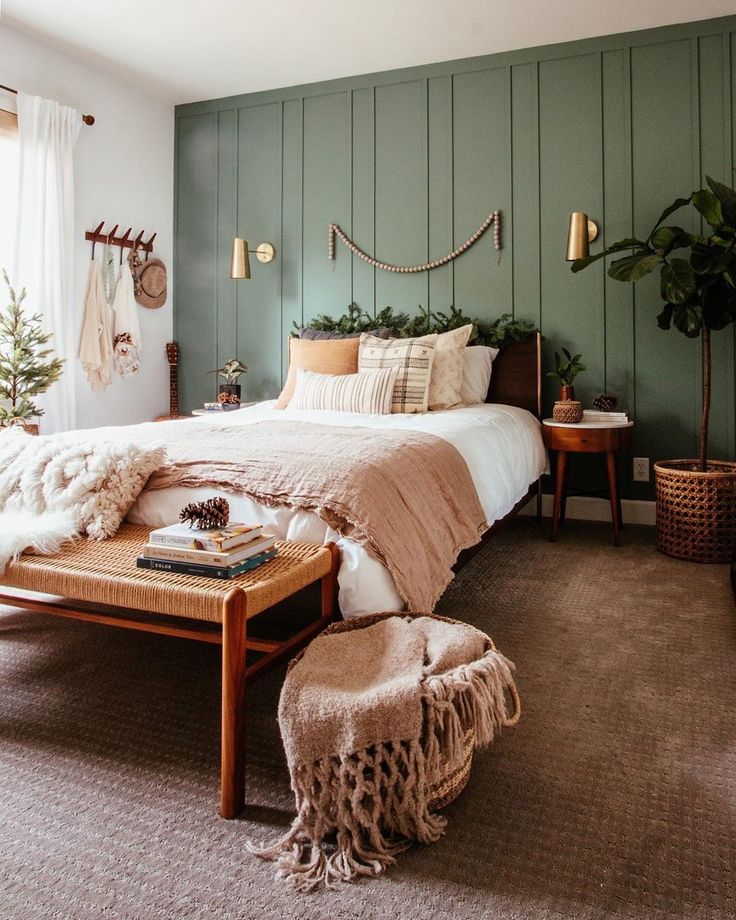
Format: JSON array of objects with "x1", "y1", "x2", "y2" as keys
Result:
[{"x1": 542, "y1": 419, "x2": 635, "y2": 546}]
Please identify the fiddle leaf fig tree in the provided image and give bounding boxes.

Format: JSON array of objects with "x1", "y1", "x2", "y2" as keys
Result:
[{"x1": 571, "y1": 175, "x2": 736, "y2": 471}]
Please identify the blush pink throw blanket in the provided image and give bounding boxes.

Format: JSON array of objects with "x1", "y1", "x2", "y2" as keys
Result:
[{"x1": 146, "y1": 419, "x2": 487, "y2": 611}]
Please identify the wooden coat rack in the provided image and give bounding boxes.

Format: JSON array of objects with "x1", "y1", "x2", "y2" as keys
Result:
[{"x1": 85, "y1": 222, "x2": 157, "y2": 255}]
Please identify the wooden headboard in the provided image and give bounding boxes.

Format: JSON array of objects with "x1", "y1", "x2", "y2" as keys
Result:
[{"x1": 487, "y1": 331, "x2": 542, "y2": 418}]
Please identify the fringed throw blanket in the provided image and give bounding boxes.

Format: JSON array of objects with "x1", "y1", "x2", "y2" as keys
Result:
[
  {"x1": 250, "y1": 612, "x2": 520, "y2": 890},
  {"x1": 147, "y1": 419, "x2": 488, "y2": 612},
  {"x1": 0, "y1": 427, "x2": 165, "y2": 572}
]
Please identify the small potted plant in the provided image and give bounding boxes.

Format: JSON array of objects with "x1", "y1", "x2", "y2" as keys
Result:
[
  {"x1": 571, "y1": 175, "x2": 736, "y2": 563},
  {"x1": 0, "y1": 271, "x2": 64, "y2": 434},
  {"x1": 211, "y1": 358, "x2": 248, "y2": 408},
  {"x1": 547, "y1": 348, "x2": 585, "y2": 422}
]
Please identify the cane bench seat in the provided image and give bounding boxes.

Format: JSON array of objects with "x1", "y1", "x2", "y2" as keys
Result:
[{"x1": 0, "y1": 524, "x2": 333, "y2": 623}]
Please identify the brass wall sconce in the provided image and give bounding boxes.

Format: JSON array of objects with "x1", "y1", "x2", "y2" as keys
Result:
[
  {"x1": 565, "y1": 212, "x2": 598, "y2": 261},
  {"x1": 230, "y1": 237, "x2": 276, "y2": 279}
]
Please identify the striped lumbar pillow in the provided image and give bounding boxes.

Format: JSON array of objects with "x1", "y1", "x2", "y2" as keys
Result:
[
  {"x1": 358, "y1": 333, "x2": 438, "y2": 413},
  {"x1": 289, "y1": 366, "x2": 399, "y2": 414}
]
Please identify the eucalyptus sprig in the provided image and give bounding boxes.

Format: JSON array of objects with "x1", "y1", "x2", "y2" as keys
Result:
[{"x1": 297, "y1": 303, "x2": 537, "y2": 350}]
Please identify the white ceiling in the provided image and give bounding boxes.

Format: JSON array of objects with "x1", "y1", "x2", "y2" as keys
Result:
[{"x1": 3, "y1": 0, "x2": 736, "y2": 104}]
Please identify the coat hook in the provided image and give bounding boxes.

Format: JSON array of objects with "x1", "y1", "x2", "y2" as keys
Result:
[
  {"x1": 107, "y1": 224, "x2": 119, "y2": 245},
  {"x1": 134, "y1": 230, "x2": 144, "y2": 249},
  {"x1": 91, "y1": 220, "x2": 105, "y2": 259},
  {"x1": 145, "y1": 232, "x2": 156, "y2": 260},
  {"x1": 119, "y1": 228, "x2": 132, "y2": 264}
]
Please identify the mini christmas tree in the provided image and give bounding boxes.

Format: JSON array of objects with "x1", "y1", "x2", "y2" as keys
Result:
[{"x1": 0, "y1": 270, "x2": 64, "y2": 423}]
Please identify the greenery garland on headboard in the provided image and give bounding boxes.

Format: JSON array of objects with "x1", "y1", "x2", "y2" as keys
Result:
[{"x1": 297, "y1": 304, "x2": 537, "y2": 349}]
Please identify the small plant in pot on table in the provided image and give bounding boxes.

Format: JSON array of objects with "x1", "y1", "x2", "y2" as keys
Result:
[
  {"x1": 211, "y1": 358, "x2": 248, "y2": 409},
  {"x1": 571, "y1": 175, "x2": 736, "y2": 563},
  {"x1": 548, "y1": 348, "x2": 586, "y2": 423}
]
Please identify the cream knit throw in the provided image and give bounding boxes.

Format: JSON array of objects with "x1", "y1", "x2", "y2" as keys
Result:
[
  {"x1": 250, "y1": 613, "x2": 520, "y2": 890},
  {"x1": 0, "y1": 427, "x2": 165, "y2": 572}
]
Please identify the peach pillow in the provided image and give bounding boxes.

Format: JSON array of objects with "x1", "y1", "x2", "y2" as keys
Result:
[{"x1": 276, "y1": 337, "x2": 360, "y2": 408}]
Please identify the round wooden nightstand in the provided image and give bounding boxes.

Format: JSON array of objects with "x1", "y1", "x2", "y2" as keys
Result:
[{"x1": 542, "y1": 419, "x2": 634, "y2": 546}]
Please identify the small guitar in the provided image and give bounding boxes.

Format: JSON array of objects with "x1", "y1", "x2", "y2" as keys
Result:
[{"x1": 154, "y1": 342, "x2": 186, "y2": 421}]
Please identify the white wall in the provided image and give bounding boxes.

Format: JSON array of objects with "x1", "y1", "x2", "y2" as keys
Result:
[{"x1": 0, "y1": 23, "x2": 173, "y2": 429}]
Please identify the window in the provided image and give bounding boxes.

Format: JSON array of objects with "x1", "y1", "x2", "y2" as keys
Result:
[{"x1": 0, "y1": 107, "x2": 19, "y2": 282}]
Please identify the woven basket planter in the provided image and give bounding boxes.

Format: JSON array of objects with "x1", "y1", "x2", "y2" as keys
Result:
[
  {"x1": 654, "y1": 460, "x2": 736, "y2": 563},
  {"x1": 552, "y1": 400, "x2": 583, "y2": 423}
]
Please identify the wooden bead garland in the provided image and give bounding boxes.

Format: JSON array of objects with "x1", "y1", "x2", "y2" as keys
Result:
[{"x1": 327, "y1": 210, "x2": 502, "y2": 273}]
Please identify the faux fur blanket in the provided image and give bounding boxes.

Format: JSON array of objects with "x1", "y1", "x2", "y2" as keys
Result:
[
  {"x1": 146, "y1": 419, "x2": 488, "y2": 611},
  {"x1": 0, "y1": 427, "x2": 165, "y2": 572},
  {"x1": 250, "y1": 613, "x2": 520, "y2": 890}
]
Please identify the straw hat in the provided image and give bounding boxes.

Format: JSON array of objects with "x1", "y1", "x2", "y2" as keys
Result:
[{"x1": 135, "y1": 258, "x2": 167, "y2": 309}]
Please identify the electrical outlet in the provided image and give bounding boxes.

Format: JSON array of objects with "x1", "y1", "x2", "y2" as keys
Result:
[{"x1": 633, "y1": 457, "x2": 650, "y2": 482}]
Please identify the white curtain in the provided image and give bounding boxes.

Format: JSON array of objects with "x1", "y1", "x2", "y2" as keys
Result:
[{"x1": 14, "y1": 94, "x2": 80, "y2": 433}]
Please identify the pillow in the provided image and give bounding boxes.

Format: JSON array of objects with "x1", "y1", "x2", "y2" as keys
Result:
[
  {"x1": 289, "y1": 367, "x2": 399, "y2": 414},
  {"x1": 298, "y1": 327, "x2": 390, "y2": 340},
  {"x1": 276, "y1": 337, "x2": 359, "y2": 408},
  {"x1": 358, "y1": 333, "x2": 437, "y2": 414},
  {"x1": 460, "y1": 345, "x2": 500, "y2": 405},
  {"x1": 428, "y1": 324, "x2": 473, "y2": 410}
]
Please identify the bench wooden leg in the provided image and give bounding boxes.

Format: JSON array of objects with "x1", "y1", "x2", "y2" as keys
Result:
[
  {"x1": 321, "y1": 542, "x2": 340, "y2": 620},
  {"x1": 221, "y1": 592, "x2": 247, "y2": 819}
]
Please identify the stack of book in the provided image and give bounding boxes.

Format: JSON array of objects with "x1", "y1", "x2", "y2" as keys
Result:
[
  {"x1": 200, "y1": 401, "x2": 240, "y2": 413},
  {"x1": 137, "y1": 522, "x2": 277, "y2": 580},
  {"x1": 583, "y1": 409, "x2": 630, "y2": 423}
]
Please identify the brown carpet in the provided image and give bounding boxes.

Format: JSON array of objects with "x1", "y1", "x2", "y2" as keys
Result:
[{"x1": 1, "y1": 519, "x2": 734, "y2": 920}]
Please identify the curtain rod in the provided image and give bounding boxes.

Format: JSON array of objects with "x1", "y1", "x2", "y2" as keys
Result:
[{"x1": 0, "y1": 83, "x2": 95, "y2": 125}]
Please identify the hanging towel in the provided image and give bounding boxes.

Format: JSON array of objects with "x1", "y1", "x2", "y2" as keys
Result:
[
  {"x1": 78, "y1": 259, "x2": 113, "y2": 391},
  {"x1": 112, "y1": 262, "x2": 142, "y2": 376},
  {"x1": 102, "y1": 242, "x2": 117, "y2": 306}
]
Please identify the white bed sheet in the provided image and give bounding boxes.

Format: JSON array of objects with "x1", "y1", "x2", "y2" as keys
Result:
[{"x1": 125, "y1": 401, "x2": 546, "y2": 616}]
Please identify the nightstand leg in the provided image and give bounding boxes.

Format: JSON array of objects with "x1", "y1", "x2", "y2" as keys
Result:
[
  {"x1": 606, "y1": 451, "x2": 622, "y2": 547},
  {"x1": 551, "y1": 450, "x2": 568, "y2": 542},
  {"x1": 560, "y1": 457, "x2": 570, "y2": 526}
]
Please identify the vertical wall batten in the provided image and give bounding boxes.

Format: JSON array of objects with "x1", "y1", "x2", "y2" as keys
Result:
[
  {"x1": 174, "y1": 15, "x2": 736, "y2": 499},
  {"x1": 599, "y1": 53, "x2": 607, "y2": 391}
]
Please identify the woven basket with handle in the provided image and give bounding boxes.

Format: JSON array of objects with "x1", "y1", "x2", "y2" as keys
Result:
[
  {"x1": 654, "y1": 460, "x2": 736, "y2": 563},
  {"x1": 288, "y1": 610, "x2": 520, "y2": 810}
]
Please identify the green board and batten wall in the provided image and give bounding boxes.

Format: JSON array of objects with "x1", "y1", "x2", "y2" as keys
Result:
[{"x1": 175, "y1": 15, "x2": 736, "y2": 499}]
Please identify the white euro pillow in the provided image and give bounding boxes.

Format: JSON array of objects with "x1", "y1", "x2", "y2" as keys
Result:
[{"x1": 460, "y1": 345, "x2": 500, "y2": 405}]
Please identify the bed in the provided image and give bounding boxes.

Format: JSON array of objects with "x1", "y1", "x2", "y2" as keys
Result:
[
  {"x1": 94, "y1": 333, "x2": 546, "y2": 616},
  {"x1": 130, "y1": 400, "x2": 544, "y2": 614}
]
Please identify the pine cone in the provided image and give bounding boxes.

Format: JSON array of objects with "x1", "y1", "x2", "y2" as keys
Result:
[
  {"x1": 179, "y1": 496, "x2": 230, "y2": 530},
  {"x1": 593, "y1": 393, "x2": 618, "y2": 412}
]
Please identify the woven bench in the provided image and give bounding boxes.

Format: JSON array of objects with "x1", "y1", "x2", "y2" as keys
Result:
[{"x1": 0, "y1": 523, "x2": 339, "y2": 819}]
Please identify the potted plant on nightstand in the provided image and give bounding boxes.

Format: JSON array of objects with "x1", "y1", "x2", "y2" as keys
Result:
[
  {"x1": 211, "y1": 358, "x2": 248, "y2": 408},
  {"x1": 547, "y1": 348, "x2": 586, "y2": 423},
  {"x1": 0, "y1": 272, "x2": 64, "y2": 434},
  {"x1": 571, "y1": 175, "x2": 736, "y2": 563}
]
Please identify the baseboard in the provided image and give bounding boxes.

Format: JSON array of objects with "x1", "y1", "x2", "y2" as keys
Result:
[{"x1": 520, "y1": 493, "x2": 656, "y2": 526}]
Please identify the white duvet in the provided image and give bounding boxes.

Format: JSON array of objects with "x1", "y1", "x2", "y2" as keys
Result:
[{"x1": 126, "y1": 401, "x2": 547, "y2": 617}]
